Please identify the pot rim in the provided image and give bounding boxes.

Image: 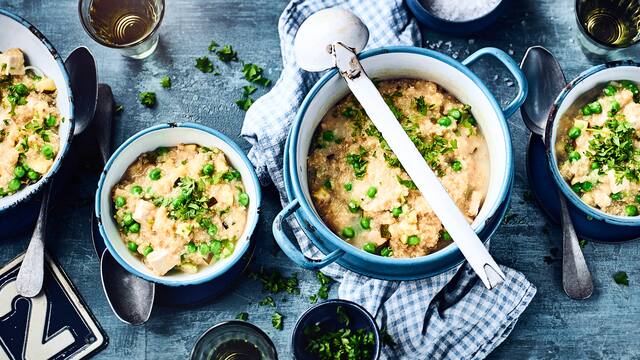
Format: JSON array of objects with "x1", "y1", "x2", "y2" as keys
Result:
[
  {"x1": 546, "y1": 60, "x2": 640, "y2": 226},
  {"x1": 287, "y1": 45, "x2": 514, "y2": 266},
  {"x1": 0, "y1": 9, "x2": 75, "y2": 212},
  {"x1": 95, "y1": 122, "x2": 262, "y2": 286}
]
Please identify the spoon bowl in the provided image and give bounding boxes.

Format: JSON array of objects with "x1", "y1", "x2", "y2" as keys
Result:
[{"x1": 65, "y1": 46, "x2": 97, "y2": 135}]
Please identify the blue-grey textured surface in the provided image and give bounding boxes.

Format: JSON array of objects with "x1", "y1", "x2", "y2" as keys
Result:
[{"x1": 0, "y1": 0, "x2": 638, "y2": 359}]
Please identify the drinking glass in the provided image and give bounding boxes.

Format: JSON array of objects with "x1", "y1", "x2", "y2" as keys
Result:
[{"x1": 79, "y1": 0, "x2": 165, "y2": 59}]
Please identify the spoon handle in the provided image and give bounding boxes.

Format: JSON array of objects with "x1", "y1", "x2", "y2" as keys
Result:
[
  {"x1": 16, "y1": 183, "x2": 51, "y2": 298},
  {"x1": 559, "y1": 191, "x2": 593, "y2": 299},
  {"x1": 333, "y1": 43, "x2": 505, "y2": 289}
]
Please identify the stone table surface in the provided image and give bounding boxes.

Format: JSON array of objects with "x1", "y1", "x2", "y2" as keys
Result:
[{"x1": 1, "y1": 0, "x2": 639, "y2": 359}]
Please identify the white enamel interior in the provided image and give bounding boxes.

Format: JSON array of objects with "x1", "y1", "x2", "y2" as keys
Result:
[
  {"x1": 0, "y1": 13, "x2": 73, "y2": 209},
  {"x1": 295, "y1": 52, "x2": 509, "y2": 233},
  {"x1": 99, "y1": 127, "x2": 259, "y2": 284}
]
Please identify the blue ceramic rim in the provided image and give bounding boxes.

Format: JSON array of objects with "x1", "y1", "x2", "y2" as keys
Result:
[
  {"x1": 547, "y1": 60, "x2": 640, "y2": 226},
  {"x1": 95, "y1": 122, "x2": 262, "y2": 286},
  {"x1": 190, "y1": 320, "x2": 278, "y2": 360},
  {"x1": 287, "y1": 46, "x2": 514, "y2": 267},
  {"x1": 291, "y1": 299, "x2": 381, "y2": 359},
  {"x1": 0, "y1": 9, "x2": 75, "y2": 213},
  {"x1": 405, "y1": 0, "x2": 507, "y2": 25}
]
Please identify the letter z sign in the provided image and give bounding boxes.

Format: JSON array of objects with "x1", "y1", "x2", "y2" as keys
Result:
[{"x1": 0, "y1": 254, "x2": 106, "y2": 360}]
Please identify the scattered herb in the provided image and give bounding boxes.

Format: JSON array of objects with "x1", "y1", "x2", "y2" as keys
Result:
[
  {"x1": 235, "y1": 97, "x2": 254, "y2": 111},
  {"x1": 346, "y1": 146, "x2": 368, "y2": 179},
  {"x1": 195, "y1": 56, "x2": 215, "y2": 73},
  {"x1": 115, "y1": 104, "x2": 124, "y2": 113},
  {"x1": 414, "y1": 96, "x2": 432, "y2": 115},
  {"x1": 579, "y1": 239, "x2": 587, "y2": 249},
  {"x1": 216, "y1": 45, "x2": 238, "y2": 62},
  {"x1": 208, "y1": 41, "x2": 220, "y2": 52},
  {"x1": 250, "y1": 267, "x2": 300, "y2": 294},
  {"x1": 397, "y1": 176, "x2": 416, "y2": 189},
  {"x1": 613, "y1": 271, "x2": 629, "y2": 286},
  {"x1": 309, "y1": 271, "x2": 334, "y2": 304},
  {"x1": 160, "y1": 75, "x2": 171, "y2": 88},
  {"x1": 272, "y1": 312, "x2": 284, "y2": 330},
  {"x1": 236, "y1": 312, "x2": 249, "y2": 321},
  {"x1": 259, "y1": 296, "x2": 276, "y2": 307},
  {"x1": 139, "y1": 92, "x2": 156, "y2": 108},
  {"x1": 242, "y1": 63, "x2": 271, "y2": 87}
]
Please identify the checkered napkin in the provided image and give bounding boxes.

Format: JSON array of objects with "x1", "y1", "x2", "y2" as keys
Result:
[{"x1": 241, "y1": 0, "x2": 537, "y2": 358}]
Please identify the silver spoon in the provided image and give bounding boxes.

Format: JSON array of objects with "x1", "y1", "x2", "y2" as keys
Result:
[
  {"x1": 93, "y1": 84, "x2": 155, "y2": 325},
  {"x1": 294, "y1": 8, "x2": 505, "y2": 289},
  {"x1": 16, "y1": 47, "x2": 98, "y2": 298},
  {"x1": 520, "y1": 46, "x2": 593, "y2": 300}
]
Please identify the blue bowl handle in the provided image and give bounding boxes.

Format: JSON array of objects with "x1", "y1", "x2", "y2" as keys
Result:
[
  {"x1": 272, "y1": 199, "x2": 345, "y2": 270},
  {"x1": 462, "y1": 47, "x2": 528, "y2": 119}
]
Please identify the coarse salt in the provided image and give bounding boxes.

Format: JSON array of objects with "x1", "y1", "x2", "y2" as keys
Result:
[{"x1": 421, "y1": 0, "x2": 501, "y2": 22}]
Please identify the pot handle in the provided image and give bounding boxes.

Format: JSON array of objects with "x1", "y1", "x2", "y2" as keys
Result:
[
  {"x1": 462, "y1": 47, "x2": 528, "y2": 119},
  {"x1": 272, "y1": 199, "x2": 345, "y2": 270}
]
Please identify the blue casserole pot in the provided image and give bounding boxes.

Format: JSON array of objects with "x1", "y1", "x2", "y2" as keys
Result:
[
  {"x1": 272, "y1": 47, "x2": 527, "y2": 280},
  {"x1": 546, "y1": 60, "x2": 640, "y2": 227}
]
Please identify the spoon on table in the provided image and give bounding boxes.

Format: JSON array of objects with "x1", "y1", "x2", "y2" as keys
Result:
[
  {"x1": 294, "y1": 8, "x2": 505, "y2": 289},
  {"x1": 16, "y1": 47, "x2": 98, "y2": 298},
  {"x1": 92, "y1": 84, "x2": 155, "y2": 325},
  {"x1": 520, "y1": 46, "x2": 593, "y2": 299}
]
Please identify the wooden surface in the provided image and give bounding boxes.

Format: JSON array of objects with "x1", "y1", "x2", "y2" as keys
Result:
[{"x1": 0, "y1": 0, "x2": 639, "y2": 359}]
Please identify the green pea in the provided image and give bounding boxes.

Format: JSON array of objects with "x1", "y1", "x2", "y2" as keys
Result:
[
  {"x1": 611, "y1": 192, "x2": 623, "y2": 201},
  {"x1": 588, "y1": 101, "x2": 602, "y2": 114},
  {"x1": 391, "y1": 207, "x2": 402, "y2": 217},
  {"x1": 568, "y1": 127, "x2": 581, "y2": 139},
  {"x1": 437, "y1": 116, "x2": 452, "y2": 127},
  {"x1": 625, "y1": 205, "x2": 638, "y2": 216},
  {"x1": 210, "y1": 240, "x2": 222, "y2": 255},
  {"x1": 142, "y1": 245, "x2": 153, "y2": 256},
  {"x1": 348, "y1": 200, "x2": 360, "y2": 213},
  {"x1": 344, "y1": 183, "x2": 352, "y2": 192},
  {"x1": 571, "y1": 183, "x2": 583, "y2": 193},
  {"x1": 448, "y1": 109, "x2": 462, "y2": 120},
  {"x1": 115, "y1": 196, "x2": 126, "y2": 208},
  {"x1": 27, "y1": 170, "x2": 39, "y2": 180},
  {"x1": 621, "y1": 80, "x2": 639, "y2": 95},
  {"x1": 636, "y1": 194, "x2": 640, "y2": 204},
  {"x1": 208, "y1": 224, "x2": 218, "y2": 236},
  {"x1": 128, "y1": 222, "x2": 140, "y2": 233},
  {"x1": 581, "y1": 181, "x2": 593, "y2": 192},
  {"x1": 440, "y1": 231, "x2": 452, "y2": 241},
  {"x1": 603, "y1": 84, "x2": 617, "y2": 96},
  {"x1": 363, "y1": 242, "x2": 376, "y2": 254},
  {"x1": 45, "y1": 115, "x2": 57, "y2": 127},
  {"x1": 322, "y1": 130, "x2": 334, "y2": 141},
  {"x1": 14, "y1": 166, "x2": 25, "y2": 179},
  {"x1": 131, "y1": 185, "x2": 143, "y2": 195},
  {"x1": 380, "y1": 246, "x2": 393, "y2": 257},
  {"x1": 451, "y1": 160, "x2": 462, "y2": 172},
  {"x1": 199, "y1": 243, "x2": 210, "y2": 255},
  {"x1": 149, "y1": 168, "x2": 162, "y2": 180},
  {"x1": 127, "y1": 241, "x2": 138, "y2": 252},
  {"x1": 367, "y1": 186, "x2": 377, "y2": 198},
  {"x1": 407, "y1": 235, "x2": 421, "y2": 246},
  {"x1": 360, "y1": 217, "x2": 371, "y2": 230},
  {"x1": 8, "y1": 179, "x2": 20, "y2": 192},
  {"x1": 611, "y1": 101, "x2": 621, "y2": 114},
  {"x1": 202, "y1": 164, "x2": 214, "y2": 176},
  {"x1": 568, "y1": 151, "x2": 581, "y2": 162},
  {"x1": 123, "y1": 212, "x2": 134, "y2": 226},
  {"x1": 238, "y1": 192, "x2": 249, "y2": 207},
  {"x1": 581, "y1": 106, "x2": 592, "y2": 116},
  {"x1": 341, "y1": 227, "x2": 355, "y2": 239},
  {"x1": 591, "y1": 162, "x2": 600, "y2": 170},
  {"x1": 186, "y1": 242, "x2": 197, "y2": 253},
  {"x1": 41, "y1": 144, "x2": 54, "y2": 160}
]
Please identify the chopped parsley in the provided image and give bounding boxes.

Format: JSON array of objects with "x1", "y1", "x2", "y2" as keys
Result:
[
  {"x1": 160, "y1": 75, "x2": 171, "y2": 88},
  {"x1": 235, "y1": 97, "x2": 253, "y2": 111},
  {"x1": 208, "y1": 41, "x2": 220, "y2": 52},
  {"x1": 414, "y1": 96, "x2": 432, "y2": 115},
  {"x1": 195, "y1": 56, "x2": 215, "y2": 73},
  {"x1": 242, "y1": 63, "x2": 271, "y2": 87},
  {"x1": 397, "y1": 176, "x2": 416, "y2": 189},
  {"x1": 613, "y1": 271, "x2": 629, "y2": 286},
  {"x1": 115, "y1": 104, "x2": 124, "y2": 113},
  {"x1": 259, "y1": 296, "x2": 276, "y2": 307},
  {"x1": 216, "y1": 45, "x2": 238, "y2": 62},
  {"x1": 139, "y1": 92, "x2": 156, "y2": 107},
  {"x1": 235, "y1": 312, "x2": 249, "y2": 321},
  {"x1": 249, "y1": 267, "x2": 300, "y2": 294},
  {"x1": 345, "y1": 146, "x2": 368, "y2": 178},
  {"x1": 586, "y1": 118, "x2": 640, "y2": 183},
  {"x1": 309, "y1": 271, "x2": 334, "y2": 304},
  {"x1": 272, "y1": 312, "x2": 284, "y2": 330}
]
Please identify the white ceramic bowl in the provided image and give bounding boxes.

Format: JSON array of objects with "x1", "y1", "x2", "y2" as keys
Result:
[
  {"x1": 0, "y1": 10, "x2": 74, "y2": 212},
  {"x1": 95, "y1": 123, "x2": 261, "y2": 286}
]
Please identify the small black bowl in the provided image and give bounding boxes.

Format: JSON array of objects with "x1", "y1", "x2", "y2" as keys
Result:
[{"x1": 292, "y1": 299, "x2": 381, "y2": 360}]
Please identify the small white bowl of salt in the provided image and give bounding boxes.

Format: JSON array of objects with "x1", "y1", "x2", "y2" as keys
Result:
[{"x1": 406, "y1": 0, "x2": 510, "y2": 35}]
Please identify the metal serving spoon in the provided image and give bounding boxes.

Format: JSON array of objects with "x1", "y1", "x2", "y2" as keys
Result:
[
  {"x1": 16, "y1": 47, "x2": 98, "y2": 298},
  {"x1": 92, "y1": 84, "x2": 155, "y2": 325},
  {"x1": 294, "y1": 8, "x2": 505, "y2": 289},
  {"x1": 520, "y1": 46, "x2": 593, "y2": 300}
]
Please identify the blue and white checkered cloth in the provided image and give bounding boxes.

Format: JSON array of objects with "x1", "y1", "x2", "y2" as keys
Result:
[{"x1": 241, "y1": 1, "x2": 537, "y2": 358}]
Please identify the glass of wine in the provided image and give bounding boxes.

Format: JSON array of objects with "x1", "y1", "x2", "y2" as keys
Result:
[{"x1": 79, "y1": 0, "x2": 165, "y2": 59}]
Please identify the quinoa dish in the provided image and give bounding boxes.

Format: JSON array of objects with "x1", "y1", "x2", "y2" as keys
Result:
[
  {"x1": 0, "y1": 48, "x2": 61, "y2": 198},
  {"x1": 307, "y1": 79, "x2": 489, "y2": 258},
  {"x1": 557, "y1": 80, "x2": 640, "y2": 217},
  {"x1": 112, "y1": 144, "x2": 249, "y2": 276}
]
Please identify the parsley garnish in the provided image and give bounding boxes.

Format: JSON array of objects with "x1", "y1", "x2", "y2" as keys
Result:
[
  {"x1": 235, "y1": 97, "x2": 253, "y2": 111},
  {"x1": 613, "y1": 271, "x2": 629, "y2": 286},
  {"x1": 195, "y1": 56, "x2": 214, "y2": 73},
  {"x1": 346, "y1": 146, "x2": 368, "y2": 178},
  {"x1": 208, "y1": 41, "x2": 220, "y2": 52},
  {"x1": 415, "y1": 96, "x2": 431, "y2": 115},
  {"x1": 168, "y1": 177, "x2": 209, "y2": 220},
  {"x1": 115, "y1": 104, "x2": 124, "y2": 113},
  {"x1": 586, "y1": 118, "x2": 640, "y2": 183},
  {"x1": 236, "y1": 312, "x2": 249, "y2": 321},
  {"x1": 272, "y1": 312, "x2": 284, "y2": 330},
  {"x1": 309, "y1": 271, "x2": 334, "y2": 303},
  {"x1": 242, "y1": 63, "x2": 271, "y2": 87},
  {"x1": 160, "y1": 75, "x2": 171, "y2": 88},
  {"x1": 259, "y1": 296, "x2": 276, "y2": 307},
  {"x1": 216, "y1": 45, "x2": 238, "y2": 62},
  {"x1": 139, "y1": 92, "x2": 156, "y2": 107},
  {"x1": 397, "y1": 176, "x2": 416, "y2": 189},
  {"x1": 250, "y1": 267, "x2": 301, "y2": 294}
]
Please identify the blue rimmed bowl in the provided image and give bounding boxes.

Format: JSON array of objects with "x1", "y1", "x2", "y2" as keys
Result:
[
  {"x1": 0, "y1": 10, "x2": 74, "y2": 216},
  {"x1": 95, "y1": 123, "x2": 261, "y2": 287},
  {"x1": 546, "y1": 60, "x2": 640, "y2": 227},
  {"x1": 273, "y1": 46, "x2": 527, "y2": 280},
  {"x1": 406, "y1": 0, "x2": 511, "y2": 35}
]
